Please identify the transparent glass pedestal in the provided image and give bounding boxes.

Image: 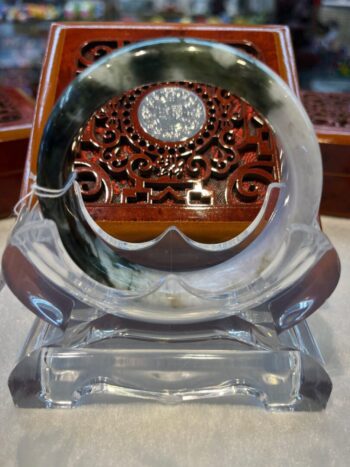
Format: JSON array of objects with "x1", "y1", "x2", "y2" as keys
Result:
[{"x1": 8, "y1": 311, "x2": 332, "y2": 411}]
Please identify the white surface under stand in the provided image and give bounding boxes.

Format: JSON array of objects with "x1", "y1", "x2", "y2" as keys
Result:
[{"x1": 0, "y1": 216, "x2": 349, "y2": 467}]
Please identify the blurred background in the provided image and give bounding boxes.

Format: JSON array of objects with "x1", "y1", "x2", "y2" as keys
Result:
[{"x1": 0, "y1": 0, "x2": 350, "y2": 98}]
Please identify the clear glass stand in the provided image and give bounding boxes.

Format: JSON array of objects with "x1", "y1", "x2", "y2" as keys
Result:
[{"x1": 9, "y1": 311, "x2": 332, "y2": 410}]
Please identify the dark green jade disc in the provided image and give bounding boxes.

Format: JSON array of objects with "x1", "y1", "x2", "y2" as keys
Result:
[{"x1": 36, "y1": 38, "x2": 278, "y2": 287}]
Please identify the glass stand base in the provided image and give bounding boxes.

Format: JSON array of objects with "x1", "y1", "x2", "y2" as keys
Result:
[{"x1": 8, "y1": 313, "x2": 332, "y2": 410}]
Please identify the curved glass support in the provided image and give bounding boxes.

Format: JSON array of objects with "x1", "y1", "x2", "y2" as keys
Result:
[
  {"x1": 1, "y1": 202, "x2": 340, "y2": 329},
  {"x1": 75, "y1": 182, "x2": 283, "y2": 270}
]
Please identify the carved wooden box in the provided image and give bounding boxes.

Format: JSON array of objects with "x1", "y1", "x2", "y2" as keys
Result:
[
  {"x1": 23, "y1": 23, "x2": 299, "y2": 242},
  {"x1": 0, "y1": 87, "x2": 33, "y2": 218},
  {"x1": 302, "y1": 90, "x2": 350, "y2": 218}
]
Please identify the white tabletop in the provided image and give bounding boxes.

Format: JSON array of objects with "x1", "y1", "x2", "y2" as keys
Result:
[{"x1": 0, "y1": 215, "x2": 349, "y2": 467}]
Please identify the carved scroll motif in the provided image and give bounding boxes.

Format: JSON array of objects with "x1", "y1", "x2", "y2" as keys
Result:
[
  {"x1": 73, "y1": 81, "x2": 280, "y2": 208},
  {"x1": 76, "y1": 40, "x2": 262, "y2": 75},
  {"x1": 76, "y1": 40, "x2": 130, "y2": 74}
]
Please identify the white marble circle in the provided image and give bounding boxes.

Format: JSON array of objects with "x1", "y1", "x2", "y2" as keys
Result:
[{"x1": 138, "y1": 86, "x2": 206, "y2": 142}]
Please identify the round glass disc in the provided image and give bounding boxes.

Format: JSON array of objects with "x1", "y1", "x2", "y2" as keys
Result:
[{"x1": 137, "y1": 86, "x2": 206, "y2": 142}]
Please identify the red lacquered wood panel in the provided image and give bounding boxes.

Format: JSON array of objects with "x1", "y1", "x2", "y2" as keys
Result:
[
  {"x1": 23, "y1": 23, "x2": 299, "y2": 241},
  {"x1": 301, "y1": 90, "x2": 350, "y2": 218},
  {"x1": 0, "y1": 87, "x2": 34, "y2": 218}
]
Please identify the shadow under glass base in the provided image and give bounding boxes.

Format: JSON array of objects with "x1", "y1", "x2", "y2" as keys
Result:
[{"x1": 8, "y1": 313, "x2": 332, "y2": 411}]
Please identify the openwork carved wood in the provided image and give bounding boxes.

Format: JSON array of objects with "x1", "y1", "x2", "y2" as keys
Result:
[
  {"x1": 76, "y1": 40, "x2": 262, "y2": 75},
  {"x1": 20, "y1": 24, "x2": 301, "y2": 234},
  {"x1": 73, "y1": 81, "x2": 280, "y2": 211}
]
